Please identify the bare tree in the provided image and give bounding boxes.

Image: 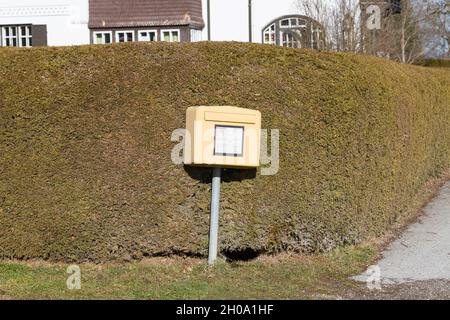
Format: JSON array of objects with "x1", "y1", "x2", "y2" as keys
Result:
[
  {"x1": 295, "y1": 0, "x2": 335, "y2": 50},
  {"x1": 334, "y1": 0, "x2": 362, "y2": 52},
  {"x1": 419, "y1": 0, "x2": 448, "y2": 59},
  {"x1": 296, "y1": 0, "x2": 448, "y2": 63},
  {"x1": 390, "y1": 0, "x2": 446, "y2": 63},
  {"x1": 295, "y1": 0, "x2": 362, "y2": 52},
  {"x1": 361, "y1": 0, "x2": 448, "y2": 63}
]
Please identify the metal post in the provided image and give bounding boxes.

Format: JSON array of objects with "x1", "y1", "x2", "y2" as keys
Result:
[
  {"x1": 207, "y1": 0, "x2": 211, "y2": 41},
  {"x1": 208, "y1": 167, "x2": 222, "y2": 265},
  {"x1": 248, "y1": 0, "x2": 253, "y2": 43}
]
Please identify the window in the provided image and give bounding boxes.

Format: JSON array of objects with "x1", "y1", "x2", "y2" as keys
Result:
[
  {"x1": 214, "y1": 125, "x2": 244, "y2": 157},
  {"x1": 1, "y1": 25, "x2": 33, "y2": 47},
  {"x1": 116, "y1": 31, "x2": 134, "y2": 43},
  {"x1": 281, "y1": 31, "x2": 301, "y2": 48},
  {"x1": 281, "y1": 31, "x2": 292, "y2": 47},
  {"x1": 161, "y1": 29, "x2": 180, "y2": 42},
  {"x1": 390, "y1": 0, "x2": 402, "y2": 14},
  {"x1": 280, "y1": 19, "x2": 290, "y2": 28},
  {"x1": 2, "y1": 26, "x2": 17, "y2": 47},
  {"x1": 263, "y1": 15, "x2": 323, "y2": 49},
  {"x1": 19, "y1": 26, "x2": 32, "y2": 47},
  {"x1": 311, "y1": 27, "x2": 322, "y2": 49},
  {"x1": 93, "y1": 31, "x2": 112, "y2": 44},
  {"x1": 280, "y1": 18, "x2": 306, "y2": 29},
  {"x1": 138, "y1": 30, "x2": 157, "y2": 42},
  {"x1": 263, "y1": 24, "x2": 275, "y2": 45}
]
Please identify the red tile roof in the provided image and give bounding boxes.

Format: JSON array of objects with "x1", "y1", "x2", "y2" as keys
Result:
[{"x1": 89, "y1": 0, "x2": 204, "y2": 29}]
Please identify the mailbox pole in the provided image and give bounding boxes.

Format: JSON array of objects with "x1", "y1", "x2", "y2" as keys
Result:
[{"x1": 208, "y1": 167, "x2": 222, "y2": 265}]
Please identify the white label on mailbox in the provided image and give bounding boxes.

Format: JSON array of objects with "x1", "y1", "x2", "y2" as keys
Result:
[{"x1": 214, "y1": 125, "x2": 244, "y2": 157}]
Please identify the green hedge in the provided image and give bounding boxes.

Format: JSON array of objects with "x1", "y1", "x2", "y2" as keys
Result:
[
  {"x1": 415, "y1": 58, "x2": 450, "y2": 68},
  {"x1": 0, "y1": 42, "x2": 449, "y2": 262}
]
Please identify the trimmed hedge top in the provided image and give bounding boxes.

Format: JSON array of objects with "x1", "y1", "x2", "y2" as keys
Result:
[{"x1": 0, "y1": 42, "x2": 449, "y2": 262}]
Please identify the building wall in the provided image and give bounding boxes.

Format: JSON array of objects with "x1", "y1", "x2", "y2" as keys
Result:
[
  {"x1": 0, "y1": 0, "x2": 89, "y2": 46},
  {"x1": 202, "y1": 0, "x2": 299, "y2": 43}
]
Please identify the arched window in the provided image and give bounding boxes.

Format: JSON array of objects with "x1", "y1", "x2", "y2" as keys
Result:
[
  {"x1": 263, "y1": 23, "x2": 275, "y2": 45},
  {"x1": 262, "y1": 15, "x2": 324, "y2": 49}
]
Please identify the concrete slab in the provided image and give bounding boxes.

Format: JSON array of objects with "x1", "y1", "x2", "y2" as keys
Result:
[{"x1": 354, "y1": 181, "x2": 450, "y2": 284}]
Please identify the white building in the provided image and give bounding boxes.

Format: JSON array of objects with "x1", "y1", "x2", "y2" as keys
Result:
[
  {"x1": 0, "y1": 0, "x2": 204, "y2": 47},
  {"x1": 202, "y1": 0, "x2": 301, "y2": 43},
  {"x1": 0, "y1": 0, "x2": 89, "y2": 47},
  {"x1": 0, "y1": 0, "x2": 314, "y2": 48}
]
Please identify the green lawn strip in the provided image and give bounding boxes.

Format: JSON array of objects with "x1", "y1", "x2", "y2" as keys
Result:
[{"x1": 0, "y1": 244, "x2": 376, "y2": 300}]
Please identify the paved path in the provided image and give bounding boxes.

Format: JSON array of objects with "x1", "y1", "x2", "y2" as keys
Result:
[{"x1": 351, "y1": 181, "x2": 450, "y2": 298}]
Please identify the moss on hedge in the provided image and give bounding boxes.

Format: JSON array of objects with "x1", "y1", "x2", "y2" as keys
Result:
[{"x1": 0, "y1": 42, "x2": 449, "y2": 262}]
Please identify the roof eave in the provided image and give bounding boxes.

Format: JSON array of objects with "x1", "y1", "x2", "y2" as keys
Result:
[{"x1": 89, "y1": 20, "x2": 205, "y2": 30}]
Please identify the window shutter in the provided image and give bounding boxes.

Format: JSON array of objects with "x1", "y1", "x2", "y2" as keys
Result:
[{"x1": 31, "y1": 25, "x2": 47, "y2": 47}]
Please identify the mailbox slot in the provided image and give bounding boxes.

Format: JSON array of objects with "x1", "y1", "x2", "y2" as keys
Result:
[{"x1": 205, "y1": 112, "x2": 257, "y2": 124}]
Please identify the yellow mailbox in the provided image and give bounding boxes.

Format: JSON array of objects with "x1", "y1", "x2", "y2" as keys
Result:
[{"x1": 184, "y1": 106, "x2": 261, "y2": 168}]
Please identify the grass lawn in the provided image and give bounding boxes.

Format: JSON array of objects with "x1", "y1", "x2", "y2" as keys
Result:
[{"x1": 0, "y1": 245, "x2": 376, "y2": 300}]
